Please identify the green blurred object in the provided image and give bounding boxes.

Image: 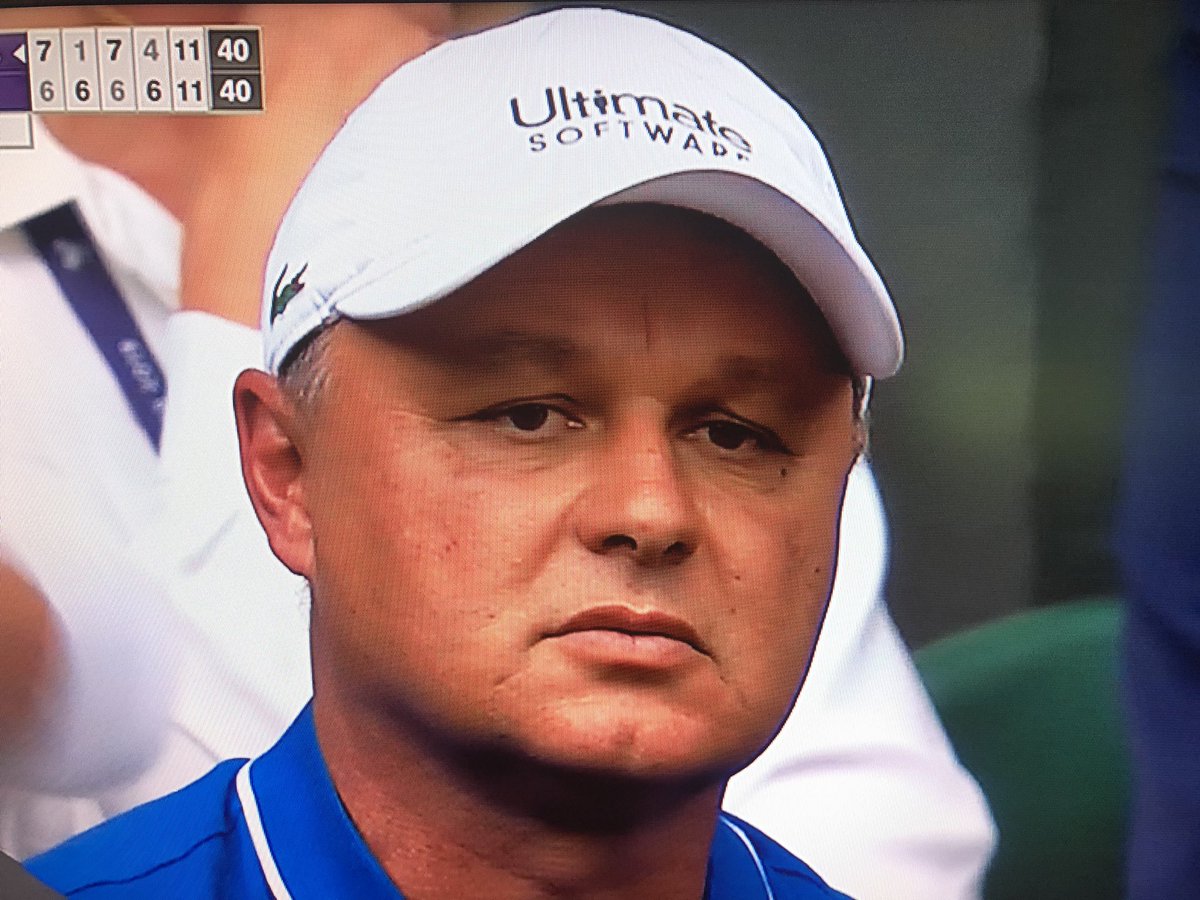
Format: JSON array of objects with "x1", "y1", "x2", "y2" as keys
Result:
[{"x1": 915, "y1": 598, "x2": 1130, "y2": 900}]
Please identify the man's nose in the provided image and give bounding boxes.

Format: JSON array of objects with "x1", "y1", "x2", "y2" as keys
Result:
[{"x1": 574, "y1": 412, "x2": 701, "y2": 566}]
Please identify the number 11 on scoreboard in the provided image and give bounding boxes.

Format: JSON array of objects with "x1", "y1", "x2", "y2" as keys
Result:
[{"x1": 167, "y1": 26, "x2": 206, "y2": 111}]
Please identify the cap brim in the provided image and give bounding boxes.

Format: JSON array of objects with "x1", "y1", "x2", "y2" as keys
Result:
[{"x1": 327, "y1": 170, "x2": 902, "y2": 378}]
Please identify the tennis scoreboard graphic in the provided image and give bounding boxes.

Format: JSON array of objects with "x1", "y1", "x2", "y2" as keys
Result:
[{"x1": 0, "y1": 26, "x2": 263, "y2": 148}]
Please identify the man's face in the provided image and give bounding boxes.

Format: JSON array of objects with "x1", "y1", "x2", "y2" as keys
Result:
[{"x1": 297, "y1": 205, "x2": 859, "y2": 781}]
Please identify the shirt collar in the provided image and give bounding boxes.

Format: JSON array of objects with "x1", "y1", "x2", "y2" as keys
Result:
[
  {"x1": 0, "y1": 118, "x2": 85, "y2": 229},
  {"x1": 243, "y1": 704, "x2": 402, "y2": 899},
  {"x1": 243, "y1": 705, "x2": 774, "y2": 900},
  {"x1": 1, "y1": 117, "x2": 181, "y2": 309}
]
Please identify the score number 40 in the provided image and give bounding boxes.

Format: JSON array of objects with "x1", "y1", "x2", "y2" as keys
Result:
[{"x1": 212, "y1": 35, "x2": 257, "y2": 107}]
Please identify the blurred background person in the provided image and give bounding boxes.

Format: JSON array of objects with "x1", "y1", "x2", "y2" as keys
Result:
[
  {"x1": 0, "y1": 0, "x2": 461, "y2": 855},
  {"x1": 1118, "y1": 0, "x2": 1200, "y2": 895}
]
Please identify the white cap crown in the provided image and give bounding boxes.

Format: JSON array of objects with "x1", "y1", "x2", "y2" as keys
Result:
[{"x1": 263, "y1": 7, "x2": 903, "y2": 377}]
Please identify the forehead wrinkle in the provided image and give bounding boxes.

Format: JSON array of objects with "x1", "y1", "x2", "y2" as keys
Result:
[{"x1": 640, "y1": 293, "x2": 654, "y2": 356}]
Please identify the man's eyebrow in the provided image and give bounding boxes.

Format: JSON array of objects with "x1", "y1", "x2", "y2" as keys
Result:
[
  {"x1": 709, "y1": 354, "x2": 797, "y2": 391},
  {"x1": 699, "y1": 354, "x2": 840, "y2": 414},
  {"x1": 430, "y1": 330, "x2": 583, "y2": 372}
]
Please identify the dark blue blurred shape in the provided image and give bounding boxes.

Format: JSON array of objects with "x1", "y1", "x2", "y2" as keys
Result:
[{"x1": 1118, "y1": 0, "x2": 1200, "y2": 895}]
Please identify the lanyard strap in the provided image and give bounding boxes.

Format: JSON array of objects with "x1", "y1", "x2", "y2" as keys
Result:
[{"x1": 21, "y1": 203, "x2": 165, "y2": 451}]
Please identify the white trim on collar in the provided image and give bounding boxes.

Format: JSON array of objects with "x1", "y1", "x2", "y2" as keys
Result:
[
  {"x1": 236, "y1": 760, "x2": 296, "y2": 900},
  {"x1": 719, "y1": 814, "x2": 777, "y2": 900}
]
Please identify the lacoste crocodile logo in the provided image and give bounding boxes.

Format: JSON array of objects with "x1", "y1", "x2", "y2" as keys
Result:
[{"x1": 270, "y1": 263, "x2": 308, "y2": 323}]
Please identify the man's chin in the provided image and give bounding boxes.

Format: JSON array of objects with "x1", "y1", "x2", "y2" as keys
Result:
[
  {"x1": 454, "y1": 731, "x2": 736, "y2": 833},
  {"x1": 498, "y1": 715, "x2": 751, "y2": 788}
]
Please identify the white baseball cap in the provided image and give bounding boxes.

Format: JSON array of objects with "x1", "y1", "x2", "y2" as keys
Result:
[{"x1": 263, "y1": 6, "x2": 904, "y2": 377}]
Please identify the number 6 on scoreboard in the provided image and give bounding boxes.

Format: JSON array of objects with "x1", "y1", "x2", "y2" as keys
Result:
[
  {"x1": 27, "y1": 29, "x2": 66, "y2": 113},
  {"x1": 132, "y1": 26, "x2": 171, "y2": 111},
  {"x1": 97, "y1": 27, "x2": 136, "y2": 111},
  {"x1": 62, "y1": 27, "x2": 101, "y2": 111}
]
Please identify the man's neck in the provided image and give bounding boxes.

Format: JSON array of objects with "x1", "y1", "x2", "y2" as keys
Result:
[
  {"x1": 314, "y1": 698, "x2": 725, "y2": 900},
  {"x1": 41, "y1": 115, "x2": 204, "y2": 222}
]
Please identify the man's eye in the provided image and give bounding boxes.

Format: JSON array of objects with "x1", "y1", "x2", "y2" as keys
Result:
[
  {"x1": 703, "y1": 421, "x2": 758, "y2": 450},
  {"x1": 482, "y1": 402, "x2": 582, "y2": 435},
  {"x1": 504, "y1": 403, "x2": 552, "y2": 431},
  {"x1": 695, "y1": 420, "x2": 787, "y2": 455}
]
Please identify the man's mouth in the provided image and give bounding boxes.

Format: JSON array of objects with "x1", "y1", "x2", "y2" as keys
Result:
[{"x1": 544, "y1": 605, "x2": 709, "y2": 663}]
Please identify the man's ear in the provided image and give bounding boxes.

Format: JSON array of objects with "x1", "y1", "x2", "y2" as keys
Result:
[{"x1": 233, "y1": 369, "x2": 314, "y2": 578}]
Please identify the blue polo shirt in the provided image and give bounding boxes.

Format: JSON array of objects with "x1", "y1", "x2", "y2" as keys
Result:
[{"x1": 27, "y1": 705, "x2": 852, "y2": 899}]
